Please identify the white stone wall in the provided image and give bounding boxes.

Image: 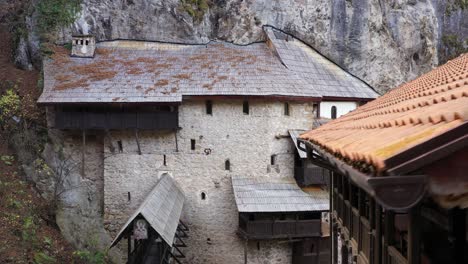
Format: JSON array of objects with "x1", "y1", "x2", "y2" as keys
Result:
[
  {"x1": 103, "y1": 99, "x2": 315, "y2": 263},
  {"x1": 320, "y1": 101, "x2": 358, "y2": 119}
]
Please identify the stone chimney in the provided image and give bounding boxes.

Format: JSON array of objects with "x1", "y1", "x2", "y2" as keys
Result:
[{"x1": 71, "y1": 35, "x2": 96, "y2": 58}]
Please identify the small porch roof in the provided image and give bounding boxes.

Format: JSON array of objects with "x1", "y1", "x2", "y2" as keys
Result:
[
  {"x1": 231, "y1": 176, "x2": 329, "y2": 213},
  {"x1": 110, "y1": 174, "x2": 185, "y2": 247}
]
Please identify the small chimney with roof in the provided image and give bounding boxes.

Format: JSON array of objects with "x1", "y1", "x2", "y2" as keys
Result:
[{"x1": 71, "y1": 35, "x2": 96, "y2": 58}]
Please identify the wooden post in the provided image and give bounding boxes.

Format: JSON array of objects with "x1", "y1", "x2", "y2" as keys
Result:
[
  {"x1": 134, "y1": 129, "x2": 142, "y2": 155},
  {"x1": 174, "y1": 129, "x2": 179, "y2": 152},
  {"x1": 408, "y1": 206, "x2": 421, "y2": 264},
  {"x1": 82, "y1": 129, "x2": 86, "y2": 176},
  {"x1": 374, "y1": 204, "x2": 382, "y2": 264},
  {"x1": 244, "y1": 239, "x2": 248, "y2": 264},
  {"x1": 452, "y1": 208, "x2": 466, "y2": 264},
  {"x1": 383, "y1": 210, "x2": 394, "y2": 264},
  {"x1": 330, "y1": 172, "x2": 335, "y2": 264},
  {"x1": 127, "y1": 235, "x2": 132, "y2": 260}
]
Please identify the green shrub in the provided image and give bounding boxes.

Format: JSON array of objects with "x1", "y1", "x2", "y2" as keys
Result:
[
  {"x1": 180, "y1": 0, "x2": 210, "y2": 22},
  {"x1": 0, "y1": 88, "x2": 21, "y2": 130},
  {"x1": 72, "y1": 249, "x2": 107, "y2": 264},
  {"x1": 37, "y1": 0, "x2": 82, "y2": 37},
  {"x1": 33, "y1": 252, "x2": 56, "y2": 264}
]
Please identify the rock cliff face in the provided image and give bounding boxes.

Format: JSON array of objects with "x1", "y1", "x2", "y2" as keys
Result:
[{"x1": 20, "y1": 0, "x2": 465, "y2": 93}]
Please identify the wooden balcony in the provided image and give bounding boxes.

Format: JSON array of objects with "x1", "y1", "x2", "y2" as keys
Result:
[
  {"x1": 55, "y1": 111, "x2": 179, "y2": 130},
  {"x1": 294, "y1": 166, "x2": 327, "y2": 187},
  {"x1": 238, "y1": 215, "x2": 322, "y2": 240}
]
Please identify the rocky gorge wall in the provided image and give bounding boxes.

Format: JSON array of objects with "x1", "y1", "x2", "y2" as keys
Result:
[{"x1": 15, "y1": 0, "x2": 468, "y2": 94}]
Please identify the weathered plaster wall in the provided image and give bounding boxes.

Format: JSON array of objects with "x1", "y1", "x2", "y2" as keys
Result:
[{"x1": 103, "y1": 99, "x2": 315, "y2": 263}]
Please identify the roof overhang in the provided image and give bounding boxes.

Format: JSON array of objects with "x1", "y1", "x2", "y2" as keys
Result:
[
  {"x1": 231, "y1": 176, "x2": 329, "y2": 213},
  {"x1": 182, "y1": 95, "x2": 322, "y2": 102},
  {"x1": 299, "y1": 139, "x2": 427, "y2": 211},
  {"x1": 384, "y1": 122, "x2": 468, "y2": 175},
  {"x1": 289, "y1": 130, "x2": 307, "y2": 159}
]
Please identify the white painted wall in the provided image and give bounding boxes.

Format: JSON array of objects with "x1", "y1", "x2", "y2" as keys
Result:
[{"x1": 320, "y1": 101, "x2": 358, "y2": 119}]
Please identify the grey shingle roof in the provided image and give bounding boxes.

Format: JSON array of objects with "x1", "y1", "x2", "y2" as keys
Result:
[
  {"x1": 38, "y1": 40, "x2": 320, "y2": 104},
  {"x1": 289, "y1": 129, "x2": 308, "y2": 159},
  {"x1": 110, "y1": 174, "x2": 185, "y2": 247},
  {"x1": 231, "y1": 176, "x2": 329, "y2": 213},
  {"x1": 38, "y1": 28, "x2": 378, "y2": 104},
  {"x1": 264, "y1": 27, "x2": 379, "y2": 99}
]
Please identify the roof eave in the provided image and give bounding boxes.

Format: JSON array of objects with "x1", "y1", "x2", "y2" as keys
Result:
[
  {"x1": 385, "y1": 122, "x2": 468, "y2": 175},
  {"x1": 299, "y1": 139, "x2": 427, "y2": 211}
]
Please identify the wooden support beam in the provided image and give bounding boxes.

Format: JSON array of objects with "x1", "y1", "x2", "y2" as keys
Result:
[
  {"x1": 127, "y1": 235, "x2": 131, "y2": 261},
  {"x1": 174, "y1": 129, "x2": 179, "y2": 152},
  {"x1": 330, "y1": 171, "x2": 335, "y2": 264},
  {"x1": 383, "y1": 210, "x2": 394, "y2": 264},
  {"x1": 374, "y1": 204, "x2": 382, "y2": 264},
  {"x1": 408, "y1": 206, "x2": 421, "y2": 264},
  {"x1": 452, "y1": 208, "x2": 466, "y2": 264},
  {"x1": 134, "y1": 129, "x2": 142, "y2": 155},
  {"x1": 244, "y1": 239, "x2": 248, "y2": 264},
  {"x1": 82, "y1": 129, "x2": 86, "y2": 176}
]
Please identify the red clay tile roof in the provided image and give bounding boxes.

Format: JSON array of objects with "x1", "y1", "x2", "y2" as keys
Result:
[{"x1": 300, "y1": 53, "x2": 468, "y2": 174}]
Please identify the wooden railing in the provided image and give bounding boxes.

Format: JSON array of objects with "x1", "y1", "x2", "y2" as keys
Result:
[
  {"x1": 294, "y1": 166, "x2": 327, "y2": 186},
  {"x1": 386, "y1": 246, "x2": 408, "y2": 264},
  {"x1": 238, "y1": 216, "x2": 321, "y2": 239},
  {"x1": 352, "y1": 208, "x2": 360, "y2": 241},
  {"x1": 55, "y1": 111, "x2": 179, "y2": 130},
  {"x1": 360, "y1": 218, "x2": 371, "y2": 262}
]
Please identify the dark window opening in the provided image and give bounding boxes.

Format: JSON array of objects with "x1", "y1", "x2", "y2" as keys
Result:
[
  {"x1": 331, "y1": 106, "x2": 337, "y2": 119},
  {"x1": 225, "y1": 159, "x2": 230, "y2": 171},
  {"x1": 413, "y1": 53, "x2": 419, "y2": 61},
  {"x1": 75, "y1": 40, "x2": 79, "y2": 45},
  {"x1": 313, "y1": 103, "x2": 319, "y2": 118},
  {"x1": 86, "y1": 40, "x2": 89, "y2": 45},
  {"x1": 206, "y1": 100, "x2": 212, "y2": 115},
  {"x1": 243, "y1": 101, "x2": 249, "y2": 115},
  {"x1": 284, "y1": 102, "x2": 290, "y2": 116},
  {"x1": 80, "y1": 39, "x2": 84, "y2": 45},
  {"x1": 163, "y1": 154, "x2": 167, "y2": 166},
  {"x1": 270, "y1": 154, "x2": 276, "y2": 165},
  {"x1": 191, "y1": 139, "x2": 196, "y2": 150},
  {"x1": 127, "y1": 192, "x2": 131, "y2": 201},
  {"x1": 201, "y1": 192, "x2": 206, "y2": 200},
  {"x1": 309, "y1": 243, "x2": 315, "y2": 253},
  {"x1": 257, "y1": 242, "x2": 261, "y2": 250},
  {"x1": 117, "y1": 140, "x2": 123, "y2": 153}
]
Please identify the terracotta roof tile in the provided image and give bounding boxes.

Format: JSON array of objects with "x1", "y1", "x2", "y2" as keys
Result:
[{"x1": 300, "y1": 53, "x2": 468, "y2": 174}]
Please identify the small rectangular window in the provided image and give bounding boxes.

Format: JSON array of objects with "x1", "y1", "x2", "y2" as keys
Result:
[
  {"x1": 270, "y1": 155, "x2": 276, "y2": 165},
  {"x1": 206, "y1": 100, "x2": 212, "y2": 115},
  {"x1": 191, "y1": 139, "x2": 196, "y2": 150},
  {"x1": 284, "y1": 102, "x2": 290, "y2": 116},
  {"x1": 243, "y1": 101, "x2": 249, "y2": 115},
  {"x1": 85, "y1": 40, "x2": 89, "y2": 45},
  {"x1": 80, "y1": 39, "x2": 84, "y2": 45},
  {"x1": 163, "y1": 154, "x2": 167, "y2": 166},
  {"x1": 225, "y1": 159, "x2": 231, "y2": 171}
]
